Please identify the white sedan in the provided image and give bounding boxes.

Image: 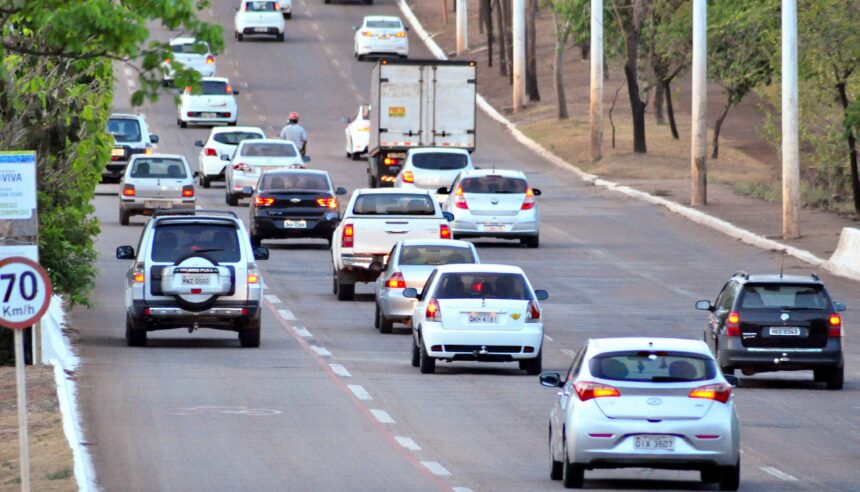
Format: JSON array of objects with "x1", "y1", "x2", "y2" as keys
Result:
[
  {"x1": 161, "y1": 37, "x2": 216, "y2": 87},
  {"x1": 404, "y1": 264, "x2": 548, "y2": 374},
  {"x1": 224, "y1": 139, "x2": 308, "y2": 206},
  {"x1": 354, "y1": 16, "x2": 409, "y2": 60},
  {"x1": 177, "y1": 77, "x2": 239, "y2": 128},
  {"x1": 345, "y1": 104, "x2": 371, "y2": 160},
  {"x1": 194, "y1": 126, "x2": 265, "y2": 188},
  {"x1": 234, "y1": 0, "x2": 285, "y2": 42},
  {"x1": 394, "y1": 147, "x2": 473, "y2": 202}
]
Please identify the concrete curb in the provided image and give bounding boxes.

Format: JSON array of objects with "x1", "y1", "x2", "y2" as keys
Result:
[
  {"x1": 825, "y1": 228, "x2": 860, "y2": 280},
  {"x1": 396, "y1": 0, "x2": 860, "y2": 282}
]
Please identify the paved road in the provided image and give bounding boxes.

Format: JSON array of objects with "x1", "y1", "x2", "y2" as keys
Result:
[{"x1": 71, "y1": 0, "x2": 860, "y2": 490}]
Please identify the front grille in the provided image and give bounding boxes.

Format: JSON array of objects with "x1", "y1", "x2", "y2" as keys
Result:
[{"x1": 443, "y1": 345, "x2": 522, "y2": 353}]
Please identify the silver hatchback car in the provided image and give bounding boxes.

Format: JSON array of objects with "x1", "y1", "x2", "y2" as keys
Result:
[
  {"x1": 541, "y1": 338, "x2": 740, "y2": 490},
  {"x1": 119, "y1": 155, "x2": 196, "y2": 225}
]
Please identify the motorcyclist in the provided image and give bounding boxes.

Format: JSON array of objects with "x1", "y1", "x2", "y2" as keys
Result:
[{"x1": 279, "y1": 111, "x2": 307, "y2": 156}]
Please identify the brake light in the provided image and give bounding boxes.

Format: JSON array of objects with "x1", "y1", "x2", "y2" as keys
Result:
[
  {"x1": 521, "y1": 187, "x2": 536, "y2": 210},
  {"x1": 122, "y1": 184, "x2": 136, "y2": 197},
  {"x1": 226, "y1": 84, "x2": 233, "y2": 94},
  {"x1": 255, "y1": 196, "x2": 275, "y2": 207},
  {"x1": 233, "y1": 162, "x2": 252, "y2": 173},
  {"x1": 395, "y1": 31, "x2": 407, "y2": 38},
  {"x1": 726, "y1": 311, "x2": 740, "y2": 336},
  {"x1": 386, "y1": 272, "x2": 406, "y2": 289},
  {"x1": 362, "y1": 31, "x2": 373, "y2": 37},
  {"x1": 182, "y1": 185, "x2": 194, "y2": 198},
  {"x1": 274, "y1": 2, "x2": 280, "y2": 10},
  {"x1": 426, "y1": 299, "x2": 440, "y2": 321},
  {"x1": 132, "y1": 263, "x2": 145, "y2": 283},
  {"x1": 204, "y1": 147, "x2": 218, "y2": 157},
  {"x1": 440, "y1": 224, "x2": 451, "y2": 239},
  {"x1": 145, "y1": 148, "x2": 153, "y2": 155},
  {"x1": 164, "y1": 58, "x2": 171, "y2": 64},
  {"x1": 383, "y1": 157, "x2": 401, "y2": 166},
  {"x1": 184, "y1": 85, "x2": 192, "y2": 93},
  {"x1": 317, "y1": 197, "x2": 338, "y2": 209},
  {"x1": 526, "y1": 300, "x2": 540, "y2": 322},
  {"x1": 247, "y1": 264, "x2": 260, "y2": 284},
  {"x1": 574, "y1": 382, "x2": 620, "y2": 401},
  {"x1": 342, "y1": 223, "x2": 354, "y2": 248},
  {"x1": 454, "y1": 186, "x2": 468, "y2": 209},
  {"x1": 829, "y1": 313, "x2": 842, "y2": 337},
  {"x1": 689, "y1": 383, "x2": 732, "y2": 404},
  {"x1": 402, "y1": 171, "x2": 414, "y2": 183},
  {"x1": 206, "y1": 55, "x2": 215, "y2": 64}
]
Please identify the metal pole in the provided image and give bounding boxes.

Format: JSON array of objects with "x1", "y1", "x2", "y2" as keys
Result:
[
  {"x1": 782, "y1": 0, "x2": 800, "y2": 239},
  {"x1": 589, "y1": 0, "x2": 604, "y2": 162},
  {"x1": 15, "y1": 329, "x2": 31, "y2": 492},
  {"x1": 690, "y1": 0, "x2": 707, "y2": 206},
  {"x1": 456, "y1": 0, "x2": 469, "y2": 55},
  {"x1": 512, "y1": 0, "x2": 525, "y2": 111}
]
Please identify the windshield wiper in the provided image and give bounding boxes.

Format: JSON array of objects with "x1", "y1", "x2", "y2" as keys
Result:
[{"x1": 189, "y1": 248, "x2": 225, "y2": 254}]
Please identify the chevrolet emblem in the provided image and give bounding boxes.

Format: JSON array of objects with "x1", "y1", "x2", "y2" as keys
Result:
[{"x1": 511, "y1": 313, "x2": 521, "y2": 320}]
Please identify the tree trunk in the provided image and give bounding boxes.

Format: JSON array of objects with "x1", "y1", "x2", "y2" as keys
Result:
[
  {"x1": 504, "y1": 0, "x2": 514, "y2": 84},
  {"x1": 494, "y1": 0, "x2": 508, "y2": 76},
  {"x1": 526, "y1": 0, "x2": 540, "y2": 101},
  {"x1": 483, "y1": 0, "x2": 493, "y2": 67},
  {"x1": 479, "y1": 0, "x2": 485, "y2": 34},
  {"x1": 711, "y1": 99, "x2": 733, "y2": 159},
  {"x1": 838, "y1": 82, "x2": 860, "y2": 214},
  {"x1": 623, "y1": 0, "x2": 647, "y2": 153},
  {"x1": 552, "y1": 13, "x2": 569, "y2": 119},
  {"x1": 663, "y1": 79, "x2": 679, "y2": 140},
  {"x1": 653, "y1": 83, "x2": 665, "y2": 124}
]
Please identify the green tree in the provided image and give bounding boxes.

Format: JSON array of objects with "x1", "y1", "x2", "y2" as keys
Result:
[
  {"x1": 608, "y1": 0, "x2": 650, "y2": 153},
  {"x1": 645, "y1": 0, "x2": 691, "y2": 140}
]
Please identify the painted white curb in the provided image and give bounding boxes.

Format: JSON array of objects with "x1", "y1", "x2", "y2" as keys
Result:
[
  {"x1": 825, "y1": 228, "x2": 860, "y2": 281},
  {"x1": 396, "y1": 0, "x2": 860, "y2": 282}
]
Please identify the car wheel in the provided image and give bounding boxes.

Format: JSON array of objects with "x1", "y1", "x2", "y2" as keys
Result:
[
  {"x1": 368, "y1": 175, "x2": 377, "y2": 188},
  {"x1": 228, "y1": 120, "x2": 237, "y2": 126},
  {"x1": 701, "y1": 467, "x2": 720, "y2": 483},
  {"x1": 126, "y1": 316, "x2": 147, "y2": 347},
  {"x1": 285, "y1": 13, "x2": 291, "y2": 19},
  {"x1": 419, "y1": 337, "x2": 435, "y2": 374},
  {"x1": 336, "y1": 280, "x2": 354, "y2": 301},
  {"x1": 179, "y1": 118, "x2": 188, "y2": 128},
  {"x1": 346, "y1": 150, "x2": 352, "y2": 159},
  {"x1": 357, "y1": 53, "x2": 365, "y2": 61},
  {"x1": 162, "y1": 78, "x2": 170, "y2": 88},
  {"x1": 561, "y1": 441, "x2": 584, "y2": 489},
  {"x1": 237, "y1": 32, "x2": 244, "y2": 42},
  {"x1": 520, "y1": 350, "x2": 543, "y2": 375},
  {"x1": 823, "y1": 366, "x2": 844, "y2": 390},
  {"x1": 276, "y1": 33, "x2": 285, "y2": 42},
  {"x1": 411, "y1": 335, "x2": 420, "y2": 367},
  {"x1": 226, "y1": 190, "x2": 239, "y2": 206},
  {"x1": 119, "y1": 207, "x2": 130, "y2": 226},
  {"x1": 351, "y1": 150, "x2": 361, "y2": 161},
  {"x1": 549, "y1": 425, "x2": 563, "y2": 480},
  {"x1": 200, "y1": 174, "x2": 211, "y2": 188},
  {"x1": 324, "y1": 0, "x2": 331, "y2": 3},
  {"x1": 718, "y1": 459, "x2": 740, "y2": 491},
  {"x1": 521, "y1": 234, "x2": 540, "y2": 248},
  {"x1": 239, "y1": 319, "x2": 261, "y2": 348},
  {"x1": 250, "y1": 233, "x2": 262, "y2": 248},
  {"x1": 379, "y1": 308, "x2": 394, "y2": 334},
  {"x1": 374, "y1": 302, "x2": 381, "y2": 329}
]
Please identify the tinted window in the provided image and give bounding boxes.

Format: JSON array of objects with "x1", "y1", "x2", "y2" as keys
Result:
[
  {"x1": 108, "y1": 118, "x2": 142, "y2": 143},
  {"x1": 240, "y1": 142, "x2": 297, "y2": 157},
  {"x1": 434, "y1": 273, "x2": 532, "y2": 300},
  {"x1": 151, "y1": 224, "x2": 241, "y2": 263},
  {"x1": 411, "y1": 153, "x2": 469, "y2": 171},
  {"x1": 171, "y1": 42, "x2": 209, "y2": 54},
  {"x1": 191, "y1": 81, "x2": 230, "y2": 95},
  {"x1": 399, "y1": 246, "x2": 475, "y2": 266},
  {"x1": 740, "y1": 284, "x2": 827, "y2": 309},
  {"x1": 213, "y1": 132, "x2": 262, "y2": 146},
  {"x1": 367, "y1": 20, "x2": 402, "y2": 29},
  {"x1": 353, "y1": 194, "x2": 435, "y2": 215},
  {"x1": 245, "y1": 1, "x2": 276, "y2": 11},
  {"x1": 461, "y1": 175, "x2": 527, "y2": 194},
  {"x1": 590, "y1": 351, "x2": 717, "y2": 383},
  {"x1": 130, "y1": 158, "x2": 187, "y2": 179},
  {"x1": 261, "y1": 172, "x2": 330, "y2": 191}
]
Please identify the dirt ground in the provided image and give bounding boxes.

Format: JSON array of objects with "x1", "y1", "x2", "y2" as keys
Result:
[{"x1": 0, "y1": 366, "x2": 75, "y2": 492}]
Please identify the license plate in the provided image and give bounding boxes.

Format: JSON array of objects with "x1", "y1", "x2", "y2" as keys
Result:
[
  {"x1": 633, "y1": 435, "x2": 675, "y2": 451},
  {"x1": 468, "y1": 313, "x2": 497, "y2": 324},
  {"x1": 144, "y1": 201, "x2": 173, "y2": 209},
  {"x1": 483, "y1": 223, "x2": 505, "y2": 232},
  {"x1": 254, "y1": 27, "x2": 269, "y2": 32},
  {"x1": 111, "y1": 148, "x2": 125, "y2": 157},
  {"x1": 284, "y1": 220, "x2": 307, "y2": 229},
  {"x1": 181, "y1": 275, "x2": 212, "y2": 286},
  {"x1": 769, "y1": 327, "x2": 801, "y2": 336},
  {"x1": 201, "y1": 112, "x2": 217, "y2": 119}
]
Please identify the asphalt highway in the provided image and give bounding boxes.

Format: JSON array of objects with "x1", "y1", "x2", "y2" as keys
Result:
[{"x1": 71, "y1": 0, "x2": 860, "y2": 490}]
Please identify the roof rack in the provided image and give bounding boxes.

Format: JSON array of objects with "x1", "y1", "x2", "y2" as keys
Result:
[
  {"x1": 811, "y1": 272, "x2": 820, "y2": 281},
  {"x1": 152, "y1": 209, "x2": 238, "y2": 218},
  {"x1": 731, "y1": 271, "x2": 749, "y2": 278}
]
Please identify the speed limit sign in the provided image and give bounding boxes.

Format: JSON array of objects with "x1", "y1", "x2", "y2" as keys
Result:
[{"x1": 0, "y1": 256, "x2": 52, "y2": 330}]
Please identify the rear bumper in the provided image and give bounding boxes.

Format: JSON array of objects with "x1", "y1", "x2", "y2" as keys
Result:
[
  {"x1": 356, "y1": 40, "x2": 409, "y2": 56},
  {"x1": 420, "y1": 323, "x2": 543, "y2": 361},
  {"x1": 182, "y1": 111, "x2": 237, "y2": 125},
  {"x1": 252, "y1": 214, "x2": 339, "y2": 239},
  {"x1": 719, "y1": 336, "x2": 842, "y2": 370},
  {"x1": 451, "y1": 218, "x2": 539, "y2": 238},
  {"x1": 130, "y1": 301, "x2": 260, "y2": 330},
  {"x1": 242, "y1": 26, "x2": 284, "y2": 35},
  {"x1": 120, "y1": 198, "x2": 196, "y2": 213}
]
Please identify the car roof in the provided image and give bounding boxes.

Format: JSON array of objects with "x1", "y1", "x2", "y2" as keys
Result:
[
  {"x1": 200, "y1": 76, "x2": 231, "y2": 83},
  {"x1": 129, "y1": 154, "x2": 188, "y2": 162},
  {"x1": 407, "y1": 147, "x2": 470, "y2": 156},
  {"x1": 431, "y1": 264, "x2": 525, "y2": 275},
  {"x1": 262, "y1": 169, "x2": 329, "y2": 177},
  {"x1": 209, "y1": 126, "x2": 265, "y2": 135},
  {"x1": 736, "y1": 273, "x2": 823, "y2": 285},
  {"x1": 153, "y1": 215, "x2": 239, "y2": 227},
  {"x1": 354, "y1": 187, "x2": 431, "y2": 196},
  {"x1": 109, "y1": 113, "x2": 145, "y2": 121},
  {"x1": 364, "y1": 15, "x2": 402, "y2": 22},
  {"x1": 588, "y1": 337, "x2": 712, "y2": 357},
  {"x1": 170, "y1": 37, "x2": 202, "y2": 45},
  {"x1": 398, "y1": 239, "x2": 474, "y2": 248},
  {"x1": 239, "y1": 138, "x2": 296, "y2": 147},
  {"x1": 457, "y1": 169, "x2": 526, "y2": 179}
]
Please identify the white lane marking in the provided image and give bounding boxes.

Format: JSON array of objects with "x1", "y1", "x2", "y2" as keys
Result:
[
  {"x1": 332, "y1": 58, "x2": 341, "y2": 68},
  {"x1": 293, "y1": 326, "x2": 313, "y2": 338},
  {"x1": 421, "y1": 461, "x2": 451, "y2": 476},
  {"x1": 544, "y1": 335, "x2": 553, "y2": 342},
  {"x1": 312, "y1": 22, "x2": 320, "y2": 31},
  {"x1": 317, "y1": 34, "x2": 326, "y2": 42},
  {"x1": 348, "y1": 384, "x2": 372, "y2": 401},
  {"x1": 561, "y1": 349, "x2": 577, "y2": 358},
  {"x1": 260, "y1": 114, "x2": 269, "y2": 122},
  {"x1": 264, "y1": 294, "x2": 281, "y2": 304},
  {"x1": 452, "y1": 488, "x2": 474, "y2": 492},
  {"x1": 370, "y1": 409, "x2": 394, "y2": 424},
  {"x1": 124, "y1": 67, "x2": 134, "y2": 78},
  {"x1": 394, "y1": 436, "x2": 421, "y2": 451},
  {"x1": 278, "y1": 309, "x2": 296, "y2": 320},
  {"x1": 329, "y1": 364, "x2": 352, "y2": 378},
  {"x1": 311, "y1": 346, "x2": 332, "y2": 357},
  {"x1": 760, "y1": 466, "x2": 798, "y2": 481},
  {"x1": 324, "y1": 46, "x2": 333, "y2": 55},
  {"x1": 251, "y1": 103, "x2": 259, "y2": 111}
]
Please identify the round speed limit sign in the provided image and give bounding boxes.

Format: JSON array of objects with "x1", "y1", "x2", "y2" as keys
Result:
[{"x1": 0, "y1": 257, "x2": 52, "y2": 330}]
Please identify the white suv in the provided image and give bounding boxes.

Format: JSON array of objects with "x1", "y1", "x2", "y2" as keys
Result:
[{"x1": 116, "y1": 210, "x2": 270, "y2": 347}]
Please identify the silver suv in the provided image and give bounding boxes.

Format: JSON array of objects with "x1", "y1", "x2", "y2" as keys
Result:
[
  {"x1": 106, "y1": 113, "x2": 159, "y2": 182},
  {"x1": 116, "y1": 210, "x2": 269, "y2": 347}
]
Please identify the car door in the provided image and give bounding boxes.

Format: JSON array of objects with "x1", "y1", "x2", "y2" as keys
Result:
[
  {"x1": 714, "y1": 281, "x2": 740, "y2": 339},
  {"x1": 551, "y1": 347, "x2": 584, "y2": 458}
]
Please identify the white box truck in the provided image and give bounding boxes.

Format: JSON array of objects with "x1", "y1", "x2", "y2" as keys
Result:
[{"x1": 367, "y1": 59, "x2": 477, "y2": 187}]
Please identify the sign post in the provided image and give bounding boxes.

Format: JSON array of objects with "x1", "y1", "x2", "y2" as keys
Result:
[{"x1": 0, "y1": 256, "x2": 53, "y2": 492}]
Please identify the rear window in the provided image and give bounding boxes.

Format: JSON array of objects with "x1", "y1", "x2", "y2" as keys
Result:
[
  {"x1": 399, "y1": 246, "x2": 475, "y2": 266},
  {"x1": 366, "y1": 19, "x2": 402, "y2": 29},
  {"x1": 461, "y1": 175, "x2": 527, "y2": 194},
  {"x1": 240, "y1": 142, "x2": 297, "y2": 157},
  {"x1": 130, "y1": 158, "x2": 187, "y2": 179},
  {"x1": 434, "y1": 273, "x2": 531, "y2": 300},
  {"x1": 171, "y1": 42, "x2": 209, "y2": 54},
  {"x1": 213, "y1": 132, "x2": 263, "y2": 146},
  {"x1": 107, "y1": 118, "x2": 142, "y2": 143},
  {"x1": 411, "y1": 153, "x2": 469, "y2": 171},
  {"x1": 590, "y1": 351, "x2": 717, "y2": 383},
  {"x1": 261, "y1": 172, "x2": 329, "y2": 191},
  {"x1": 151, "y1": 224, "x2": 241, "y2": 263},
  {"x1": 740, "y1": 284, "x2": 827, "y2": 309},
  {"x1": 353, "y1": 193, "x2": 435, "y2": 215},
  {"x1": 191, "y1": 81, "x2": 230, "y2": 95},
  {"x1": 245, "y1": 1, "x2": 277, "y2": 11}
]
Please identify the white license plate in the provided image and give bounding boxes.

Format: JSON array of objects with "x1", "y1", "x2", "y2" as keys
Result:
[
  {"x1": 468, "y1": 313, "x2": 497, "y2": 324},
  {"x1": 633, "y1": 435, "x2": 675, "y2": 451},
  {"x1": 254, "y1": 27, "x2": 269, "y2": 32},
  {"x1": 201, "y1": 112, "x2": 217, "y2": 119},
  {"x1": 769, "y1": 327, "x2": 801, "y2": 336},
  {"x1": 111, "y1": 148, "x2": 125, "y2": 157},
  {"x1": 181, "y1": 275, "x2": 212, "y2": 286},
  {"x1": 284, "y1": 220, "x2": 307, "y2": 229},
  {"x1": 483, "y1": 223, "x2": 505, "y2": 232},
  {"x1": 144, "y1": 201, "x2": 173, "y2": 209}
]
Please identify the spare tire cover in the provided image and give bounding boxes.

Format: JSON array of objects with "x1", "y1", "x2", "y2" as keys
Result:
[{"x1": 171, "y1": 255, "x2": 225, "y2": 312}]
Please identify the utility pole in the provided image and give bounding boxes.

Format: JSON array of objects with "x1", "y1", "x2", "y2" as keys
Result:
[
  {"x1": 456, "y1": 0, "x2": 468, "y2": 55},
  {"x1": 589, "y1": 0, "x2": 604, "y2": 162},
  {"x1": 690, "y1": 0, "x2": 707, "y2": 206},
  {"x1": 512, "y1": 0, "x2": 525, "y2": 112},
  {"x1": 782, "y1": 0, "x2": 800, "y2": 239}
]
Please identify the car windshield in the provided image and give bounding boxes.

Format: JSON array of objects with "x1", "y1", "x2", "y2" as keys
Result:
[
  {"x1": 191, "y1": 81, "x2": 231, "y2": 95},
  {"x1": 411, "y1": 153, "x2": 469, "y2": 171},
  {"x1": 261, "y1": 172, "x2": 329, "y2": 191},
  {"x1": 740, "y1": 284, "x2": 827, "y2": 310},
  {"x1": 353, "y1": 193, "x2": 435, "y2": 215},
  {"x1": 399, "y1": 246, "x2": 475, "y2": 266},
  {"x1": 366, "y1": 20, "x2": 402, "y2": 29},
  {"x1": 590, "y1": 351, "x2": 717, "y2": 383},
  {"x1": 171, "y1": 42, "x2": 209, "y2": 54},
  {"x1": 434, "y1": 273, "x2": 532, "y2": 300},
  {"x1": 240, "y1": 143, "x2": 297, "y2": 157},
  {"x1": 245, "y1": 1, "x2": 276, "y2": 11},
  {"x1": 213, "y1": 132, "x2": 262, "y2": 145},
  {"x1": 461, "y1": 175, "x2": 527, "y2": 194},
  {"x1": 130, "y1": 158, "x2": 187, "y2": 179},
  {"x1": 151, "y1": 224, "x2": 241, "y2": 263},
  {"x1": 107, "y1": 118, "x2": 142, "y2": 143}
]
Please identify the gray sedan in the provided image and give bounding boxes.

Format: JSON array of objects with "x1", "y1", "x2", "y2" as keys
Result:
[
  {"x1": 119, "y1": 154, "x2": 196, "y2": 225},
  {"x1": 541, "y1": 337, "x2": 740, "y2": 490}
]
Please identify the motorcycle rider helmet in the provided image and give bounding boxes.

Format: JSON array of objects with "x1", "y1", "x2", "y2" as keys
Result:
[{"x1": 288, "y1": 111, "x2": 300, "y2": 123}]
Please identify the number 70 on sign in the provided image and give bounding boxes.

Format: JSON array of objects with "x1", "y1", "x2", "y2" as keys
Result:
[{"x1": 0, "y1": 257, "x2": 52, "y2": 330}]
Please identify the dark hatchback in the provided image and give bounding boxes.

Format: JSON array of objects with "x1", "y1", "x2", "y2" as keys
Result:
[
  {"x1": 247, "y1": 170, "x2": 347, "y2": 247},
  {"x1": 696, "y1": 272, "x2": 846, "y2": 389}
]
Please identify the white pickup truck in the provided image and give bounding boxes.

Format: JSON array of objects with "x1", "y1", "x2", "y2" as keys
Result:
[{"x1": 332, "y1": 188, "x2": 454, "y2": 300}]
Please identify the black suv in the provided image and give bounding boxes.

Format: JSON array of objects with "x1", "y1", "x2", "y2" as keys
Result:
[{"x1": 696, "y1": 272, "x2": 846, "y2": 389}]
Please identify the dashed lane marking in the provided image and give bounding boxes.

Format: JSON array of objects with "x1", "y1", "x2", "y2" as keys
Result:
[
  {"x1": 312, "y1": 22, "x2": 320, "y2": 31},
  {"x1": 317, "y1": 34, "x2": 326, "y2": 43},
  {"x1": 264, "y1": 294, "x2": 281, "y2": 304},
  {"x1": 293, "y1": 326, "x2": 313, "y2": 338},
  {"x1": 394, "y1": 436, "x2": 421, "y2": 451},
  {"x1": 278, "y1": 309, "x2": 296, "y2": 320},
  {"x1": 370, "y1": 409, "x2": 394, "y2": 424},
  {"x1": 329, "y1": 364, "x2": 352, "y2": 378},
  {"x1": 561, "y1": 349, "x2": 577, "y2": 358},
  {"x1": 760, "y1": 466, "x2": 798, "y2": 481},
  {"x1": 421, "y1": 461, "x2": 451, "y2": 476},
  {"x1": 311, "y1": 346, "x2": 332, "y2": 357},
  {"x1": 544, "y1": 335, "x2": 553, "y2": 342},
  {"x1": 348, "y1": 384, "x2": 372, "y2": 401},
  {"x1": 452, "y1": 488, "x2": 474, "y2": 492},
  {"x1": 324, "y1": 46, "x2": 333, "y2": 55},
  {"x1": 332, "y1": 58, "x2": 341, "y2": 68}
]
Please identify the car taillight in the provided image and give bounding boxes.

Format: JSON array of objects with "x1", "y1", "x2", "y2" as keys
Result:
[
  {"x1": 204, "y1": 147, "x2": 218, "y2": 156},
  {"x1": 132, "y1": 263, "x2": 145, "y2": 284},
  {"x1": 521, "y1": 187, "x2": 536, "y2": 210},
  {"x1": 726, "y1": 311, "x2": 740, "y2": 336},
  {"x1": 574, "y1": 381, "x2": 621, "y2": 401},
  {"x1": 255, "y1": 196, "x2": 275, "y2": 207},
  {"x1": 274, "y1": 2, "x2": 280, "y2": 10},
  {"x1": 440, "y1": 224, "x2": 451, "y2": 239},
  {"x1": 829, "y1": 313, "x2": 842, "y2": 337},
  {"x1": 396, "y1": 31, "x2": 407, "y2": 38},
  {"x1": 526, "y1": 300, "x2": 540, "y2": 322},
  {"x1": 383, "y1": 157, "x2": 401, "y2": 166},
  {"x1": 122, "y1": 184, "x2": 136, "y2": 197},
  {"x1": 362, "y1": 31, "x2": 373, "y2": 37},
  {"x1": 402, "y1": 171, "x2": 414, "y2": 183},
  {"x1": 247, "y1": 264, "x2": 260, "y2": 284},
  {"x1": 342, "y1": 223, "x2": 354, "y2": 248},
  {"x1": 182, "y1": 185, "x2": 194, "y2": 198},
  {"x1": 164, "y1": 58, "x2": 171, "y2": 64},
  {"x1": 689, "y1": 383, "x2": 732, "y2": 404},
  {"x1": 206, "y1": 55, "x2": 215, "y2": 64},
  {"x1": 454, "y1": 186, "x2": 468, "y2": 209},
  {"x1": 426, "y1": 299, "x2": 440, "y2": 321},
  {"x1": 233, "y1": 162, "x2": 252, "y2": 173},
  {"x1": 317, "y1": 197, "x2": 338, "y2": 209},
  {"x1": 226, "y1": 84, "x2": 233, "y2": 94},
  {"x1": 144, "y1": 148, "x2": 153, "y2": 155},
  {"x1": 386, "y1": 272, "x2": 406, "y2": 289},
  {"x1": 184, "y1": 85, "x2": 192, "y2": 93}
]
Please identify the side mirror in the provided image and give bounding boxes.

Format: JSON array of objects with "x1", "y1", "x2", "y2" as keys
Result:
[
  {"x1": 232, "y1": 89, "x2": 240, "y2": 95},
  {"x1": 539, "y1": 372, "x2": 563, "y2": 388},
  {"x1": 436, "y1": 187, "x2": 450, "y2": 195},
  {"x1": 336, "y1": 187, "x2": 348, "y2": 196},
  {"x1": 220, "y1": 154, "x2": 231, "y2": 161},
  {"x1": 341, "y1": 116, "x2": 352, "y2": 124},
  {"x1": 149, "y1": 135, "x2": 160, "y2": 144},
  {"x1": 834, "y1": 302, "x2": 847, "y2": 312},
  {"x1": 535, "y1": 290, "x2": 549, "y2": 301},
  {"x1": 116, "y1": 245, "x2": 135, "y2": 260},
  {"x1": 193, "y1": 171, "x2": 200, "y2": 178},
  {"x1": 303, "y1": 155, "x2": 312, "y2": 164},
  {"x1": 352, "y1": 25, "x2": 358, "y2": 31},
  {"x1": 405, "y1": 26, "x2": 410, "y2": 31},
  {"x1": 194, "y1": 140, "x2": 204, "y2": 147},
  {"x1": 532, "y1": 188, "x2": 542, "y2": 196},
  {"x1": 442, "y1": 211, "x2": 454, "y2": 222},
  {"x1": 402, "y1": 287, "x2": 419, "y2": 299},
  {"x1": 253, "y1": 246, "x2": 270, "y2": 260},
  {"x1": 242, "y1": 186, "x2": 254, "y2": 196},
  {"x1": 695, "y1": 300, "x2": 713, "y2": 311},
  {"x1": 724, "y1": 375, "x2": 739, "y2": 387}
]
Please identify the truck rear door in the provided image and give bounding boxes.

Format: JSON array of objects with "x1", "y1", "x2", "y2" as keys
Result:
[
  {"x1": 427, "y1": 64, "x2": 477, "y2": 149},
  {"x1": 375, "y1": 64, "x2": 424, "y2": 149}
]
